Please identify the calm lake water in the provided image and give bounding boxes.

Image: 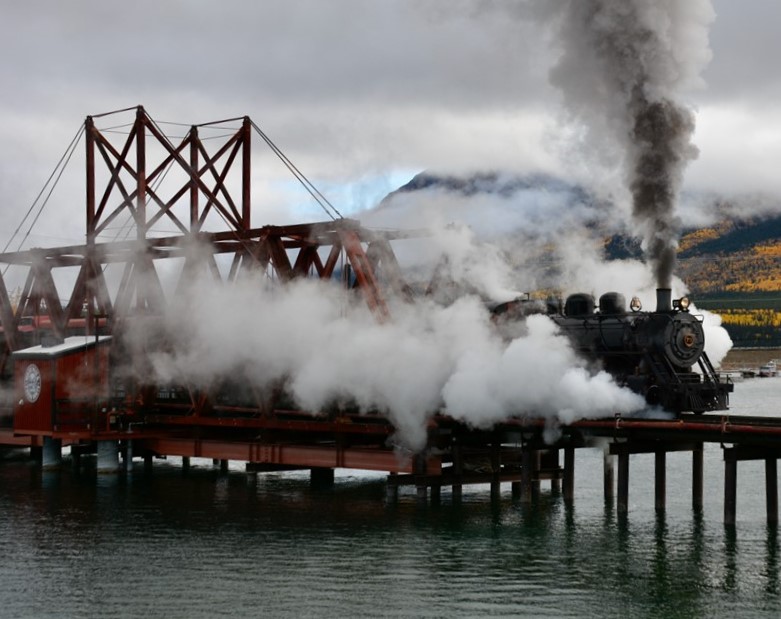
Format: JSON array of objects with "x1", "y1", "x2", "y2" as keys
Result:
[{"x1": 1, "y1": 377, "x2": 780, "y2": 618}]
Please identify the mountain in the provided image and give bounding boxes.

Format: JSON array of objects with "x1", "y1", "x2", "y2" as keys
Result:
[
  {"x1": 676, "y1": 217, "x2": 781, "y2": 295},
  {"x1": 388, "y1": 171, "x2": 591, "y2": 202},
  {"x1": 380, "y1": 171, "x2": 781, "y2": 347},
  {"x1": 601, "y1": 216, "x2": 781, "y2": 296}
]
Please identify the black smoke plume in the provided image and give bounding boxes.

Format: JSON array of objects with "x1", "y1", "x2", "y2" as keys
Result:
[{"x1": 546, "y1": 1, "x2": 712, "y2": 287}]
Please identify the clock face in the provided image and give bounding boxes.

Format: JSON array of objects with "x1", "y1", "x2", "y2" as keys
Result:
[{"x1": 23, "y1": 364, "x2": 41, "y2": 403}]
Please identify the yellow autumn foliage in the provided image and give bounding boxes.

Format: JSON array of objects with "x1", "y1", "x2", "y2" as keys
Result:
[
  {"x1": 719, "y1": 309, "x2": 781, "y2": 328},
  {"x1": 678, "y1": 252, "x2": 781, "y2": 293},
  {"x1": 678, "y1": 227, "x2": 721, "y2": 253},
  {"x1": 754, "y1": 242, "x2": 781, "y2": 258}
]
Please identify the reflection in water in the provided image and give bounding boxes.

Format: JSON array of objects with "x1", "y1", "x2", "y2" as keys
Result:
[
  {"x1": 0, "y1": 458, "x2": 780, "y2": 618},
  {"x1": 724, "y1": 526, "x2": 739, "y2": 592},
  {"x1": 689, "y1": 509, "x2": 707, "y2": 593},
  {"x1": 651, "y1": 513, "x2": 670, "y2": 604},
  {"x1": 765, "y1": 525, "x2": 779, "y2": 595}
]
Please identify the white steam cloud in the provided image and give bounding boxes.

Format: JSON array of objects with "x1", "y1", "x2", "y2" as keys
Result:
[
  {"x1": 442, "y1": 314, "x2": 644, "y2": 426},
  {"x1": 119, "y1": 2, "x2": 728, "y2": 452},
  {"x1": 140, "y1": 269, "x2": 645, "y2": 451}
]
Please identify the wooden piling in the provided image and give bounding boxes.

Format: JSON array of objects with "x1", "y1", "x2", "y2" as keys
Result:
[
  {"x1": 563, "y1": 447, "x2": 575, "y2": 502},
  {"x1": 766, "y1": 458, "x2": 778, "y2": 525},
  {"x1": 386, "y1": 472, "x2": 399, "y2": 503},
  {"x1": 604, "y1": 448, "x2": 615, "y2": 500},
  {"x1": 541, "y1": 449, "x2": 561, "y2": 492},
  {"x1": 521, "y1": 448, "x2": 533, "y2": 503},
  {"x1": 655, "y1": 450, "x2": 666, "y2": 511},
  {"x1": 42, "y1": 437, "x2": 62, "y2": 470},
  {"x1": 414, "y1": 454, "x2": 428, "y2": 505},
  {"x1": 122, "y1": 440, "x2": 133, "y2": 472},
  {"x1": 532, "y1": 450, "x2": 541, "y2": 498},
  {"x1": 692, "y1": 443, "x2": 703, "y2": 511},
  {"x1": 720, "y1": 446, "x2": 781, "y2": 526},
  {"x1": 724, "y1": 449, "x2": 737, "y2": 526},
  {"x1": 546, "y1": 449, "x2": 561, "y2": 492},
  {"x1": 451, "y1": 443, "x2": 463, "y2": 502},
  {"x1": 490, "y1": 438, "x2": 501, "y2": 502},
  {"x1": 617, "y1": 448, "x2": 629, "y2": 514},
  {"x1": 310, "y1": 467, "x2": 335, "y2": 488}
]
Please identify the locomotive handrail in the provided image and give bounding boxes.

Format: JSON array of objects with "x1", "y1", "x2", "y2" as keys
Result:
[
  {"x1": 697, "y1": 352, "x2": 723, "y2": 386},
  {"x1": 643, "y1": 351, "x2": 682, "y2": 385}
]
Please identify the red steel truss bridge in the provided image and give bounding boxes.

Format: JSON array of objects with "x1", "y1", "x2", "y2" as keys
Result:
[{"x1": 0, "y1": 106, "x2": 780, "y2": 527}]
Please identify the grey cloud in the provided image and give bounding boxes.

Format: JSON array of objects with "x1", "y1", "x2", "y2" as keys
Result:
[
  {"x1": 703, "y1": 0, "x2": 781, "y2": 104},
  {"x1": 1, "y1": 1, "x2": 548, "y2": 111},
  {"x1": 0, "y1": 0, "x2": 780, "y2": 253}
]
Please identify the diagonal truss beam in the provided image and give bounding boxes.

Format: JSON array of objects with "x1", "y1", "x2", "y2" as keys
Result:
[
  {"x1": 0, "y1": 220, "x2": 410, "y2": 350},
  {"x1": 86, "y1": 106, "x2": 253, "y2": 242}
]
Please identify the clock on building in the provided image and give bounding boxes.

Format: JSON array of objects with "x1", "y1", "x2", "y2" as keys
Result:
[{"x1": 23, "y1": 364, "x2": 41, "y2": 403}]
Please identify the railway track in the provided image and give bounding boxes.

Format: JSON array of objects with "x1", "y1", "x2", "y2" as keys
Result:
[{"x1": 571, "y1": 413, "x2": 781, "y2": 445}]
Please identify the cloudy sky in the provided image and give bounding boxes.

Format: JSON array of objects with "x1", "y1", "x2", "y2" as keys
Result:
[{"x1": 1, "y1": 0, "x2": 780, "y2": 251}]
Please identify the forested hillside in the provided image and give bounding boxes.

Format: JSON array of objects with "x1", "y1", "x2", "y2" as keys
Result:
[
  {"x1": 666, "y1": 216, "x2": 781, "y2": 348},
  {"x1": 597, "y1": 214, "x2": 781, "y2": 347}
]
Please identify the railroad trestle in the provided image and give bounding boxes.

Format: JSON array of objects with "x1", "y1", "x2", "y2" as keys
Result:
[{"x1": 0, "y1": 106, "x2": 778, "y2": 527}]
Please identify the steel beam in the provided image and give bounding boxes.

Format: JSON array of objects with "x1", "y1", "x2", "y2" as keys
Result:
[
  {"x1": 138, "y1": 437, "x2": 440, "y2": 474},
  {"x1": 242, "y1": 117, "x2": 251, "y2": 228}
]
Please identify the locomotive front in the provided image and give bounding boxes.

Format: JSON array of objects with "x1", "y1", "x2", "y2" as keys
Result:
[
  {"x1": 632, "y1": 288, "x2": 705, "y2": 371},
  {"x1": 551, "y1": 288, "x2": 732, "y2": 415}
]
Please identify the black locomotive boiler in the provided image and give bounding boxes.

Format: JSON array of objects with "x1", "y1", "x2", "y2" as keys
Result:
[{"x1": 493, "y1": 288, "x2": 733, "y2": 414}]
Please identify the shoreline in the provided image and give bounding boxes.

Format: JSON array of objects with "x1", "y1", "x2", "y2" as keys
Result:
[{"x1": 722, "y1": 347, "x2": 780, "y2": 371}]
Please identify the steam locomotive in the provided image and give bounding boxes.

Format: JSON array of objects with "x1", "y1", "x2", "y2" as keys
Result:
[{"x1": 492, "y1": 288, "x2": 733, "y2": 414}]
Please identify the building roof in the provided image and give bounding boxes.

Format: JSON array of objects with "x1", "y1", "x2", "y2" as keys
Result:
[{"x1": 12, "y1": 335, "x2": 112, "y2": 358}]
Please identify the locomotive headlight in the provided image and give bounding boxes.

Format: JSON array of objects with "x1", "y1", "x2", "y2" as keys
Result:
[
  {"x1": 630, "y1": 296, "x2": 642, "y2": 312},
  {"x1": 678, "y1": 296, "x2": 691, "y2": 311}
]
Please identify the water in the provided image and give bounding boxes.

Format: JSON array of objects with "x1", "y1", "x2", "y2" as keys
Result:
[{"x1": 1, "y1": 378, "x2": 780, "y2": 618}]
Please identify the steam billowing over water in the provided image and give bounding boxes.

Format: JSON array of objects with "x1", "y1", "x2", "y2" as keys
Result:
[
  {"x1": 140, "y1": 269, "x2": 646, "y2": 451},
  {"x1": 547, "y1": 0, "x2": 714, "y2": 287},
  {"x1": 118, "y1": 1, "x2": 726, "y2": 451}
]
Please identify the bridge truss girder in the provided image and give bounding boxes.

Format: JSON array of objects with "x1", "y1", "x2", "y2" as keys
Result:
[{"x1": 0, "y1": 107, "x2": 416, "y2": 378}]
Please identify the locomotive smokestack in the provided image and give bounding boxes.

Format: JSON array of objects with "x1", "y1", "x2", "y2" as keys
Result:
[{"x1": 656, "y1": 288, "x2": 672, "y2": 312}]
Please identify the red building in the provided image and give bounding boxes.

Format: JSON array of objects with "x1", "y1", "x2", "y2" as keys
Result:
[{"x1": 13, "y1": 336, "x2": 111, "y2": 436}]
